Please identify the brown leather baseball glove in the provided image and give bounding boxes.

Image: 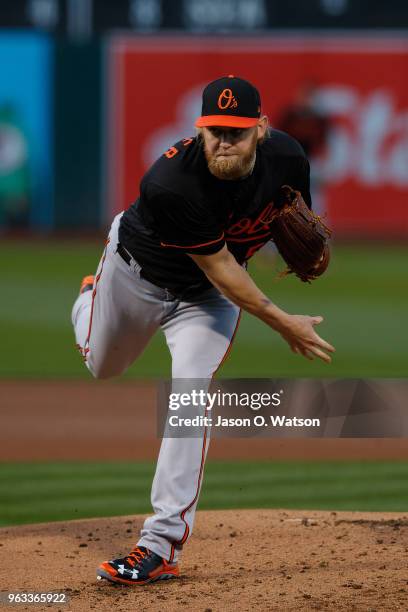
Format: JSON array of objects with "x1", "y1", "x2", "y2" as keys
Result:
[{"x1": 270, "y1": 185, "x2": 332, "y2": 283}]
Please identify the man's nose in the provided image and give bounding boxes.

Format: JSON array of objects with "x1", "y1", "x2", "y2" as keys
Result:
[{"x1": 219, "y1": 133, "x2": 233, "y2": 146}]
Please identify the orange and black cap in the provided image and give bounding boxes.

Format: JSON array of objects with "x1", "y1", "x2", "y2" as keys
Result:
[{"x1": 195, "y1": 75, "x2": 261, "y2": 128}]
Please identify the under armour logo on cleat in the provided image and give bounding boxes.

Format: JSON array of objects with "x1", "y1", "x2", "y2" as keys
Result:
[{"x1": 118, "y1": 564, "x2": 139, "y2": 579}]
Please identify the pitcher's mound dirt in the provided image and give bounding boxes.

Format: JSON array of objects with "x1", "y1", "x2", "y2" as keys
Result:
[{"x1": 1, "y1": 510, "x2": 408, "y2": 611}]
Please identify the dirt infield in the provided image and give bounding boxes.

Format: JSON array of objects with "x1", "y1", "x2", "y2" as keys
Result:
[
  {"x1": 1, "y1": 509, "x2": 408, "y2": 611},
  {"x1": 1, "y1": 381, "x2": 408, "y2": 461}
]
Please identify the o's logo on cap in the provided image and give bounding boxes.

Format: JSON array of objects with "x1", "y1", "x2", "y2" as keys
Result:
[{"x1": 217, "y1": 88, "x2": 238, "y2": 110}]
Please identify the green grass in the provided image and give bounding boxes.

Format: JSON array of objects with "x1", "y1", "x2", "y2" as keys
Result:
[
  {"x1": 1, "y1": 460, "x2": 407, "y2": 527},
  {"x1": 0, "y1": 240, "x2": 407, "y2": 378}
]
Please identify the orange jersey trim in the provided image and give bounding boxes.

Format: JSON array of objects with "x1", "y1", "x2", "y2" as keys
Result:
[
  {"x1": 195, "y1": 115, "x2": 259, "y2": 128},
  {"x1": 226, "y1": 232, "x2": 271, "y2": 243},
  {"x1": 160, "y1": 233, "x2": 224, "y2": 249}
]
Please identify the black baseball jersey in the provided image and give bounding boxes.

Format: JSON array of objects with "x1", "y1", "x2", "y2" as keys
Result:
[{"x1": 119, "y1": 130, "x2": 311, "y2": 299}]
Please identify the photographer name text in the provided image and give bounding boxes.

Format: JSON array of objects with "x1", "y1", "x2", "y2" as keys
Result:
[{"x1": 168, "y1": 415, "x2": 320, "y2": 428}]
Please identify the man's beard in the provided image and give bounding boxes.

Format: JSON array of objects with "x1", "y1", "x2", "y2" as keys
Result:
[{"x1": 204, "y1": 134, "x2": 258, "y2": 180}]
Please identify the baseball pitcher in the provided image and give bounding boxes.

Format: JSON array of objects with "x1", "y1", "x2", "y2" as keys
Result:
[{"x1": 71, "y1": 76, "x2": 334, "y2": 586}]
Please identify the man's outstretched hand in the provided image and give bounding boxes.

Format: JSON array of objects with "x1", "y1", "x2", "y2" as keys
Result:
[
  {"x1": 189, "y1": 247, "x2": 335, "y2": 363},
  {"x1": 277, "y1": 314, "x2": 335, "y2": 363}
]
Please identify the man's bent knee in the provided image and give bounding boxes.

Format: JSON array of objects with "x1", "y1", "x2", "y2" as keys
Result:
[{"x1": 86, "y1": 356, "x2": 125, "y2": 380}]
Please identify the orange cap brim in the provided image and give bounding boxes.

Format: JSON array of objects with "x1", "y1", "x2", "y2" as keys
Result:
[{"x1": 195, "y1": 115, "x2": 259, "y2": 128}]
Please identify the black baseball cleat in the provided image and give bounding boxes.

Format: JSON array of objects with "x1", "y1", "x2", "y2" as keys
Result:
[{"x1": 97, "y1": 545, "x2": 180, "y2": 586}]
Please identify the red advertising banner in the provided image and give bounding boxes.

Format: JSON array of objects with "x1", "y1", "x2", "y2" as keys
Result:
[{"x1": 106, "y1": 37, "x2": 408, "y2": 236}]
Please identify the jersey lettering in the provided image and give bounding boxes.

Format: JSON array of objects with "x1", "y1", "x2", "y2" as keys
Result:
[
  {"x1": 226, "y1": 203, "x2": 275, "y2": 238},
  {"x1": 164, "y1": 146, "x2": 179, "y2": 159},
  {"x1": 247, "y1": 203, "x2": 275, "y2": 234},
  {"x1": 165, "y1": 138, "x2": 193, "y2": 158},
  {"x1": 226, "y1": 218, "x2": 252, "y2": 235}
]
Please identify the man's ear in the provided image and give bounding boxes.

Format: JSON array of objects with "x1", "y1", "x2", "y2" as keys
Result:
[{"x1": 257, "y1": 116, "x2": 269, "y2": 141}]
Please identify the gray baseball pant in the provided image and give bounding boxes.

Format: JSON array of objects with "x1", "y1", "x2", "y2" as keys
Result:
[{"x1": 71, "y1": 213, "x2": 240, "y2": 562}]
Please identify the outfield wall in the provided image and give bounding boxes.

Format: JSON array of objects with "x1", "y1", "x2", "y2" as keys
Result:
[
  {"x1": 0, "y1": 32, "x2": 53, "y2": 229},
  {"x1": 105, "y1": 35, "x2": 408, "y2": 237},
  {"x1": 1, "y1": 33, "x2": 407, "y2": 235}
]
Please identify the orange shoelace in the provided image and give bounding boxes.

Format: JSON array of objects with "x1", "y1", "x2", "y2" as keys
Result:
[{"x1": 126, "y1": 546, "x2": 149, "y2": 567}]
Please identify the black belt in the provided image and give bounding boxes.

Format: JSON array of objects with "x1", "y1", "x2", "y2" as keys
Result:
[
  {"x1": 116, "y1": 241, "x2": 208, "y2": 301},
  {"x1": 116, "y1": 242, "x2": 132, "y2": 266}
]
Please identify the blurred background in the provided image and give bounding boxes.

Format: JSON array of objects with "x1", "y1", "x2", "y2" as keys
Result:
[{"x1": 1, "y1": 1, "x2": 408, "y2": 527}]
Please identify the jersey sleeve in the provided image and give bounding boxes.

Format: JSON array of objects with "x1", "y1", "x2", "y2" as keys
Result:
[
  {"x1": 286, "y1": 155, "x2": 312, "y2": 209},
  {"x1": 143, "y1": 182, "x2": 226, "y2": 255}
]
